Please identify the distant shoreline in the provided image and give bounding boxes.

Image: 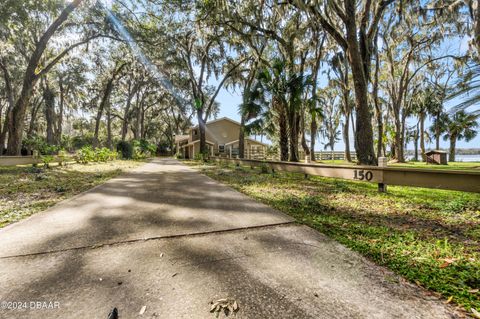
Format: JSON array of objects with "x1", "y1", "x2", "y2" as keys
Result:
[{"x1": 404, "y1": 148, "x2": 480, "y2": 156}]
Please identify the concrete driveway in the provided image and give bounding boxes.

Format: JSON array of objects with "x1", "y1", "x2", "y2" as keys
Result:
[{"x1": 0, "y1": 158, "x2": 462, "y2": 318}]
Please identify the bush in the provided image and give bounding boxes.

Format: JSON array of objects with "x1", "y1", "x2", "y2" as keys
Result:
[
  {"x1": 131, "y1": 139, "x2": 157, "y2": 160},
  {"x1": 76, "y1": 145, "x2": 95, "y2": 164},
  {"x1": 174, "y1": 152, "x2": 183, "y2": 159},
  {"x1": 58, "y1": 150, "x2": 68, "y2": 166},
  {"x1": 193, "y1": 151, "x2": 210, "y2": 162},
  {"x1": 259, "y1": 163, "x2": 269, "y2": 174},
  {"x1": 95, "y1": 147, "x2": 117, "y2": 162},
  {"x1": 41, "y1": 155, "x2": 54, "y2": 168},
  {"x1": 72, "y1": 133, "x2": 95, "y2": 150},
  {"x1": 117, "y1": 141, "x2": 133, "y2": 159},
  {"x1": 23, "y1": 136, "x2": 58, "y2": 155},
  {"x1": 76, "y1": 146, "x2": 118, "y2": 164}
]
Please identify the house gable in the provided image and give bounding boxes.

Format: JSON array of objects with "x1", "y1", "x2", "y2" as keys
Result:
[{"x1": 204, "y1": 118, "x2": 241, "y2": 145}]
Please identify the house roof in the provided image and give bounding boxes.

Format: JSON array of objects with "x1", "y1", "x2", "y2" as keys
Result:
[{"x1": 190, "y1": 117, "x2": 241, "y2": 130}]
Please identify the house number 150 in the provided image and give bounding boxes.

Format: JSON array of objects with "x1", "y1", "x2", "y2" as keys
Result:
[{"x1": 353, "y1": 170, "x2": 373, "y2": 181}]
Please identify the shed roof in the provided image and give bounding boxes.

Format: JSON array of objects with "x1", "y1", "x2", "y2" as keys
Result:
[{"x1": 425, "y1": 150, "x2": 448, "y2": 155}]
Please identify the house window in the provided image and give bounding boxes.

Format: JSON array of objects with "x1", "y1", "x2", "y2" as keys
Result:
[{"x1": 219, "y1": 144, "x2": 225, "y2": 153}]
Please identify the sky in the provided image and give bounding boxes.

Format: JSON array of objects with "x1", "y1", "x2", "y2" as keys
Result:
[
  {"x1": 104, "y1": 1, "x2": 479, "y2": 153},
  {"x1": 210, "y1": 36, "x2": 479, "y2": 152}
]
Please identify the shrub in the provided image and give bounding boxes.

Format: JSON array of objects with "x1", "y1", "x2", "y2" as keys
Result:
[
  {"x1": 23, "y1": 136, "x2": 58, "y2": 155},
  {"x1": 41, "y1": 155, "x2": 55, "y2": 168},
  {"x1": 174, "y1": 152, "x2": 183, "y2": 159},
  {"x1": 58, "y1": 150, "x2": 68, "y2": 166},
  {"x1": 194, "y1": 153, "x2": 204, "y2": 161},
  {"x1": 133, "y1": 147, "x2": 147, "y2": 160},
  {"x1": 76, "y1": 145, "x2": 95, "y2": 164},
  {"x1": 95, "y1": 147, "x2": 117, "y2": 162},
  {"x1": 259, "y1": 163, "x2": 269, "y2": 174},
  {"x1": 117, "y1": 141, "x2": 133, "y2": 159},
  {"x1": 72, "y1": 133, "x2": 95, "y2": 150},
  {"x1": 131, "y1": 139, "x2": 157, "y2": 160}
]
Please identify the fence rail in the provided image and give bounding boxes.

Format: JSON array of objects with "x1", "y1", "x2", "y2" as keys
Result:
[
  {"x1": 223, "y1": 150, "x2": 356, "y2": 161},
  {"x1": 212, "y1": 157, "x2": 480, "y2": 193},
  {"x1": 0, "y1": 155, "x2": 72, "y2": 167}
]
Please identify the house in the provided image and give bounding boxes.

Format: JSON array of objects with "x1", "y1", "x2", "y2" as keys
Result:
[{"x1": 174, "y1": 117, "x2": 268, "y2": 159}]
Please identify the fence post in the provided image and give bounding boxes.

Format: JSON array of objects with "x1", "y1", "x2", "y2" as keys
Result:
[
  {"x1": 378, "y1": 157, "x2": 388, "y2": 193},
  {"x1": 304, "y1": 154, "x2": 311, "y2": 164}
]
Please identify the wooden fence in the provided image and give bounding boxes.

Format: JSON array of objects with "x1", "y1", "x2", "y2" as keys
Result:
[
  {"x1": 224, "y1": 150, "x2": 356, "y2": 161},
  {"x1": 0, "y1": 155, "x2": 73, "y2": 167},
  {"x1": 212, "y1": 157, "x2": 480, "y2": 193}
]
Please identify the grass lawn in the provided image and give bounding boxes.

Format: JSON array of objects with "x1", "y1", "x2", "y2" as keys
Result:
[
  {"x1": 0, "y1": 160, "x2": 144, "y2": 229},
  {"x1": 316, "y1": 159, "x2": 480, "y2": 171},
  {"x1": 184, "y1": 159, "x2": 480, "y2": 314}
]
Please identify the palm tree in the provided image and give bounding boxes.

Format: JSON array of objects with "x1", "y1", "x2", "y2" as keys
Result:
[
  {"x1": 256, "y1": 59, "x2": 312, "y2": 162},
  {"x1": 437, "y1": 111, "x2": 479, "y2": 162},
  {"x1": 411, "y1": 87, "x2": 442, "y2": 161},
  {"x1": 256, "y1": 60, "x2": 290, "y2": 161},
  {"x1": 238, "y1": 82, "x2": 265, "y2": 158},
  {"x1": 448, "y1": 64, "x2": 480, "y2": 115}
]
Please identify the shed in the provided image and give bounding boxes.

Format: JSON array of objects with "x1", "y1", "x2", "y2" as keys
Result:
[{"x1": 425, "y1": 150, "x2": 448, "y2": 165}]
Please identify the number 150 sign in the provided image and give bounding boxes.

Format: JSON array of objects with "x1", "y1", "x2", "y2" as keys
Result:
[{"x1": 353, "y1": 169, "x2": 373, "y2": 181}]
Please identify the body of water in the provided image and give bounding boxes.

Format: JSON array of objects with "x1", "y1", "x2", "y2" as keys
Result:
[
  {"x1": 453, "y1": 154, "x2": 480, "y2": 162},
  {"x1": 407, "y1": 154, "x2": 480, "y2": 162}
]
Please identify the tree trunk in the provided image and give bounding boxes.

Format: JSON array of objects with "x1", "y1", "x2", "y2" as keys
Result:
[
  {"x1": 449, "y1": 136, "x2": 456, "y2": 162},
  {"x1": 343, "y1": 113, "x2": 352, "y2": 162},
  {"x1": 197, "y1": 110, "x2": 207, "y2": 156},
  {"x1": 121, "y1": 82, "x2": 135, "y2": 141},
  {"x1": 6, "y1": 0, "x2": 84, "y2": 155},
  {"x1": 310, "y1": 116, "x2": 317, "y2": 161},
  {"x1": 345, "y1": 5, "x2": 376, "y2": 165},
  {"x1": 56, "y1": 80, "x2": 65, "y2": 144},
  {"x1": 121, "y1": 105, "x2": 130, "y2": 141},
  {"x1": 435, "y1": 111, "x2": 441, "y2": 150},
  {"x1": 300, "y1": 111, "x2": 310, "y2": 158},
  {"x1": 27, "y1": 100, "x2": 42, "y2": 138},
  {"x1": 134, "y1": 105, "x2": 141, "y2": 140},
  {"x1": 393, "y1": 112, "x2": 405, "y2": 162},
  {"x1": 351, "y1": 77, "x2": 377, "y2": 165},
  {"x1": 95, "y1": 64, "x2": 124, "y2": 146},
  {"x1": 0, "y1": 105, "x2": 12, "y2": 155},
  {"x1": 373, "y1": 45, "x2": 383, "y2": 159},
  {"x1": 43, "y1": 83, "x2": 56, "y2": 145},
  {"x1": 0, "y1": 60, "x2": 14, "y2": 155},
  {"x1": 420, "y1": 113, "x2": 426, "y2": 161},
  {"x1": 277, "y1": 99, "x2": 288, "y2": 161},
  {"x1": 414, "y1": 123, "x2": 419, "y2": 161},
  {"x1": 238, "y1": 114, "x2": 245, "y2": 158},
  {"x1": 106, "y1": 103, "x2": 112, "y2": 150},
  {"x1": 288, "y1": 111, "x2": 299, "y2": 162}
]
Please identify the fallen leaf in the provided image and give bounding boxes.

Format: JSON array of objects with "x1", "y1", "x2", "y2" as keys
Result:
[
  {"x1": 444, "y1": 296, "x2": 453, "y2": 304},
  {"x1": 209, "y1": 298, "x2": 239, "y2": 317},
  {"x1": 468, "y1": 289, "x2": 479, "y2": 293},
  {"x1": 439, "y1": 261, "x2": 452, "y2": 268},
  {"x1": 471, "y1": 308, "x2": 480, "y2": 319},
  {"x1": 438, "y1": 257, "x2": 458, "y2": 268},
  {"x1": 139, "y1": 305, "x2": 146, "y2": 315}
]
